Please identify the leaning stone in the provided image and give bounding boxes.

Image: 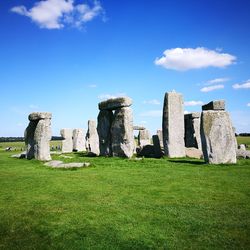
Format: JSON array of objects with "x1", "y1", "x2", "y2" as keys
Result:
[
  {"x1": 236, "y1": 149, "x2": 250, "y2": 159},
  {"x1": 97, "y1": 110, "x2": 113, "y2": 156},
  {"x1": 25, "y1": 112, "x2": 52, "y2": 161},
  {"x1": 162, "y1": 92, "x2": 185, "y2": 157},
  {"x1": 185, "y1": 147, "x2": 203, "y2": 159},
  {"x1": 99, "y1": 97, "x2": 132, "y2": 111},
  {"x1": 29, "y1": 112, "x2": 52, "y2": 121},
  {"x1": 133, "y1": 126, "x2": 146, "y2": 130},
  {"x1": 138, "y1": 129, "x2": 151, "y2": 147},
  {"x1": 60, "y1": 129, "x2": 73, "y2": 153},
  {"x1": 201, "y1": 111, "x2": 237, "y2": 164},
  {"x1": 73, "y1": 129, "x2": 85, "y2": 152},
  {"x1": 202, "y1": 100, "x2": 225, "y2": 111},
  {"x1": 85, "y1": 120, "x2": 100, "y2": 156},
  {"x1": 111, "y1": 107, "x2": 134, "y2": 158}
]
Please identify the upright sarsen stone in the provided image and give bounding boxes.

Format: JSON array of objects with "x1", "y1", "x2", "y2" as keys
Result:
[
  {"x1": 111, "y1": 107, "x2": 134, "y2": 158},
  {"x1": 200, "y1": 109, "x2": 237, "y2": 164},
  {"x1": 138, "y1": 129, "x2": 151, "y2": 147},
  {"x1": 60, "y1": 129, "x2": 73, "y2": 153},
  {"x1": 97, "y1": 110, "x2": 113, "y2": 156},
  {"x1": 162, "y1": 92, "x2": 185, "y2": 157},
  {"x1": 73, "y1": 129, "x2": 85, "y2": 152},
  {"x1": 25, "y1": 112, "x2": 52, "y2": 161},
  {"x1": 85, "y1": 120, "x2": 100, "y2": 156}
]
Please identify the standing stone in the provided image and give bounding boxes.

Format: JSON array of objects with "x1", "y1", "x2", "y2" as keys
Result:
[
  {"x1": 111, "y1": 107, "x2": 134, "y2": 158},
  {"x1": 25, "y1": 112, "x2": 52, "y2": 161},
  {"x1": 162, "y1": 92, "x2": 185, "y2": 157},
  {"x1": 152, "y1": 135, "x2": 163, "y2": 158},
  {"x1": 157, "y1": 129, "x2": 163, "y2": 148},
  {"x1": 200, "y1": 108, "x2": 237, "y2": 164},
  {"x1": 73, "y1": 129, "x2": 85, "y2": 152},
  {"x1": 138, "y1": 129, "x2": 151, "y2": 147},
  {"x1": 60, "y1": 129, "x2": 73, "y2": 153},
  {"x1": 184, "y1": 112, "x2": 202, "y2": 150},
  {"x1": 85, "y1": 120, "x2": 100, "y2": 156},
  {"x1": 97, "y1": 110, "x2": 113, "y2": 156}
]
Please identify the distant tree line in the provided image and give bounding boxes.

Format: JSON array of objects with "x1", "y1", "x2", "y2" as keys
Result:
[
  {"x1": 237, "y1": 133, "x2": 250, "y2": 137},
  {"x1": 0, "y1": 136, "x2": 63, "y2": 142}
]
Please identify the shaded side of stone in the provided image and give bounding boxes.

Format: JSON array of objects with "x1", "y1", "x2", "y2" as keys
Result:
[
  {"x1": 202, "y1": 100, "x2": 225, "y2": 111},
  {"x1": 152, "y1": 135, "x2": 163, "y2": 158},
  {"x1": 85, "y1": 120, "x2": 100, "y2": 156}
]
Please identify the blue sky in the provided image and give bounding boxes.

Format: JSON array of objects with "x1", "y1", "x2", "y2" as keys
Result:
[{"x1": 0, "y1": 0, "x2": 250, "y2": 136}]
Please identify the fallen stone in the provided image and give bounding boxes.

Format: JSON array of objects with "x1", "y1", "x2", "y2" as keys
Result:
[
  {"x1": 185, "y1": 147, "x2": 203, "y2": 159},
  {"x1": 236, "y1": 149, "x2": 250, "y2": 159},
  {"x1": 44, "y1": 161, "x2": 90, "y2": 168},
  {"x1": 202, "y1": 100, "x2": 225, "y2": 111},
  {"x1": 99, "y1": 97, "x2": 132, "y2": 111},
  {"x1": 44, "y1": 160, "x2": 63, "y2": 167},
  {"x1": 59, "y1": 155, "x2": 73, "y2": 159},
  {"x1": 11, "y1": 152, "x2": 26, "y2": 159}
]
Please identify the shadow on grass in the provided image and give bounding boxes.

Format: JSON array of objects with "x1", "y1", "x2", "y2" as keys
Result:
[{"x1": 168, "y1": 159, "x2": 205, "y2": 165}]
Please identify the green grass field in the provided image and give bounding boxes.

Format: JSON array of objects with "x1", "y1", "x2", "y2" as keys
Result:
[{"x1": 0, "y1": 147, "x2": 250, "y2": 249}]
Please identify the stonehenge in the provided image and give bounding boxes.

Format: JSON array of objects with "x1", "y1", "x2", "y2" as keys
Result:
[
  {"x1": 25, "y1": 112, "x2": 52, "y2": 161},
  {"x1": 98, "y1": 97, "x2": 134, "y2": 158},
  {"x1": 85, "y1": 120, "x2": 100, "y2": 156},
  {"x1": 138, "y1": 129, "x2": 151, "y2": 147},
  {"x1": 60, "y1": 129, "x2": 73, "y2": 153},
  {"x1": 200, "y1": 100, "x2": 237, "y2": 164},
  {"x1": 73, "y1": 129, "x2": 85, "y2": 152},
  {"x1": 162, "y1": 91, "x2": 185, "y2": 157}
]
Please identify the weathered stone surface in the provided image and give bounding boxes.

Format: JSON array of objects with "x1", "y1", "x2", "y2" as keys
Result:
[
  {"x1": 99, "y1": 97, "x2": 132, "y2": 111},
  {"x1": 152, "y1": 135, "x2": 163, "y2": 158},
  {"x1": 138, "y1": 129, "x2": 151, "y2": 147},
  {"x1": 29, "y1": 112, "x2": 52, "y2": 121},
  {"x1": 97, "y1": 110, "x2": 113, "y2": 156},
  {"x1": 202, "y1": 100, "x2": 225, "y2": 111},
  {"x1": 185, "y1": 147, "x2": 203, "y2": 159},
  {"x1": 200, "y1": 111, "x2": 237, "y2": 164},
  {"x1": 25, "y1": 112, "x2": 52, "y2": 161},
  {"x1": 239, "y1": 144, "x2": 246, "y2": 150},
  {"x1": 73, "y1": 129, "x2": 85, "y2": 152},
  {"x1": 236, "y1": 149, "x2": 250, "y2": 159},
  {"x1": 44, "y1": 161, "x2": 90, "y2": 168},
  {"x1": 162, "y1": 92, "x2": 185, "y2": 157},
  {"x1": 85, "y1": 120, "x2": 100, "y2": 156},
  {"x1": 157, "y1": 129, "x2": 163, "y2": 148},
  {"x1": 111, "y1": 107, "x2": 134, "y2": 158},
  {"x1": 60, "y1": 129, "x2": 73, "y2": 153},
  {"x1": 137, "y1": 145, "x2": 156, "y2": 158},
  {"x1": 184, "y1": 112, "x2": 202, "y2": 150},
  {"x1": 133, "y1": 126, "x2": 146, "y2": 130},
  {"x1": 44, "y1": 160, "x2": 63, "y2": 167}
]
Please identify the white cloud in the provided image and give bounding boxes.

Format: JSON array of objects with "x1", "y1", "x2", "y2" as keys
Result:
[
  {"x1": 184, "y1": 101, "x2": 204, "y2": 106},
  {"x1": 247, "y1": 103, "x2": 250, "y2": 107},
  {"x1": 29, "y1": 104, "x2": 39, "y2": 109},
  {"x1": 140, "y1": 110, "x2": 162, "y2": 117},
  {"x1": 232, "y1": 79, "x2": 250, "y2": 89},
  {"x1": 143, "y1": 99, "x2": 161, "y2": 105},
  {"x1": 154, "y1": 47, "x2": 236, "y2": 71},
  {"x1": 200, "y1": 84, "x2": 224, "y2": 92},
  {"x1": 11, "y1": 0, "x2": 104, "y2": 29},
  {"x1": 184, "y1": 110, "x2": 190, "y2": 115},
  {"x1": 205, "y1": 77, "x2": 229, "y2": 85},
  {"x1": 98, "y1": 93, "x2": 127, "y2": 100},
  {"x1": 88, "y1": 84, "x2": 97, "y2": 88}
]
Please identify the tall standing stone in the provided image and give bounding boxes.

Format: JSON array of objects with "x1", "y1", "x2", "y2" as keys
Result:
[
  {"x1": 85, "y1": 120, "x2": 100, "y2": 156},
  {"x1": 111, "y1": 107, "x2": 134, "y2": 158},
  {"x1": 60, "y1": 129, "x2": 73, "y2": 153},
  {"x1": 152, "y1": 135, "x2": 163, "y2": 158},
  {"x1": 73, "y1": 129, "x2": 85, "y2": 152},
  {"x1": 162, "y1": 92, "x2": 185, "y2": 157},
  {"x1": 138, "y1": 129, "x2": 151, "y2": 147},
  {"x1": 157, "y1": 129, "x2": 163, "y2": 148},
  {"x1": 200, "y1": 101, "x2": 237, "y2": 164},
  {"x1": 97, "y1": 110, "x2": 113, "y2": 156},
  {"x1": 25, "y1": 112, "x2": 52, "y2": 161},
  {"x1": 184, "y1": 112, "x2": 202, "y2": 150}
]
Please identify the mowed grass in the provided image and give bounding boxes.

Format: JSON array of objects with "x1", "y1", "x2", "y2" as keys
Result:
[
  {"x1": 0, "y1": 149, "x2": 250, "y2": 249},
  {"x1": 237, "y1": 136, "x2": 250, "y2": 149}
]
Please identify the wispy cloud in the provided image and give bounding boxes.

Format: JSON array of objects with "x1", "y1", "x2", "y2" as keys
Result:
[
  {"x1": 200, "y1": 84, "x2": 224, "y2": 92},
  {"x1": 205, "y1": 77, "x2": 229, "y2": 85},
  {"x1": 29, "y1": 104, "x2": 39, "y2": 109},
  {"x1": 154, "y1": 47, "x2": 236, "y2": 71},
  {"x1": 11, "y1": 0, "x2": 105, "y2": 30},
  {"x1": 143, "y1": 99, "x2": 161, "y2": 105},
  {"x1": 184, "y1": 101, "x2": 204, "y2": 106},
  {"x1": 140, "y1": 110, "x2": 162, "y2": 117},
  {"x1": 98, "y1": 93, "x2": 127, "y2": 100},
  {"x1": 232, "y1": 79, "x2": 250, "y2": 89},
  {"x1": 88, "y1": 84, "x2": 97, "y2": 88},
  {"x1": 247, "y1": 103, "x2": 250, "y2": 107}
]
